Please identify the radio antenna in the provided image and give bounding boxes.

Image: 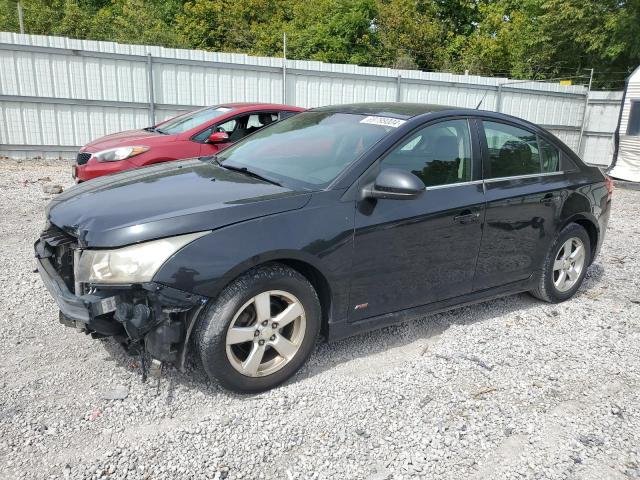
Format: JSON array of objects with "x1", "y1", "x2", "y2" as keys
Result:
[{"x1": 475, "y1": 87, "x2": 491, "y2": 109}]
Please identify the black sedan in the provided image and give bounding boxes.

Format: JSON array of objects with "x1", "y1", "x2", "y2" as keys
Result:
[{"x1": 35, "y1": 103, "x2": 612, "y2": 392}]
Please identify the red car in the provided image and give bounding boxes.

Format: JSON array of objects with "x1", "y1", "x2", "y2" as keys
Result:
[{"x1": 73, "y1": 103, "x2": 304, "y2": 182}]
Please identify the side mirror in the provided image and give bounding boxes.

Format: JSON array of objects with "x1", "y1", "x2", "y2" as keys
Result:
[
  {"x1": 207, "y1": 131, "x2": 229, "y2": 143},
  {"x1": 361, "y1": 168, "x2": 425, "y2": 200}
]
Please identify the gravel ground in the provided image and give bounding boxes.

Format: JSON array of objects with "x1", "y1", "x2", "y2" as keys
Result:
[{"x1": 1, "y1": 159, "x2": 639, "y2": 480}]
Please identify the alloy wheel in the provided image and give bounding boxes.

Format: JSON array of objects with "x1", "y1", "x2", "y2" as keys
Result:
[
  {"x1": 553, "y1": 237, "x2": 586, "y2": 292},
  {"x1": 225, "y1": 290, "x2": 306, "y2": 377}
]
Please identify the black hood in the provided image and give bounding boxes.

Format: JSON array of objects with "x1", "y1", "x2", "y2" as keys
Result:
[{"x1": 47, "y1": 159, "x2": 311, "y2": 248}]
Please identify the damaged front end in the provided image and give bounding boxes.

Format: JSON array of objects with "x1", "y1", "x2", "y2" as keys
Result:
[{"x1": 35, "y1": 223, "x2": 208, "y2": 374}]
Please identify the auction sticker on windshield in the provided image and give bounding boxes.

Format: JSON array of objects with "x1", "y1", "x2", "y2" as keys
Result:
[{"x1": 360, "y1": 116, "x2": 406, "y2": 128}]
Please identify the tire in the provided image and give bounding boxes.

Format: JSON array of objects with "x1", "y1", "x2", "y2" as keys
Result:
[
  {"x1": 530, "y1": 223, "x2": 591, "y2": 303},
  {"x1": 194, "y1": 263, "x2": 321, "y2": 393}
]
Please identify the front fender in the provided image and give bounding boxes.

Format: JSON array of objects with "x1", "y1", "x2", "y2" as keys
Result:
[{"x1": 152, "y1": 190, "x2": 355, "y2": 324}]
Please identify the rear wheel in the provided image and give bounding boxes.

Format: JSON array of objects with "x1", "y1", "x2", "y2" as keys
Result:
[
  {"x1": 530, "y1": 223, "x2": 591, "y2": 303},
  {"x1": 194, "y1": 263, "x2": 320, "y2": 393}
]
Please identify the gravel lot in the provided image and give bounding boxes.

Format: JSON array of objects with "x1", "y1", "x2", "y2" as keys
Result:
[{"x1": 1, "y1": 159, "x2": 639, "y2": 480}]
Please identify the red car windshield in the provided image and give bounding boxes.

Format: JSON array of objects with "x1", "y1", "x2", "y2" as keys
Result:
[
  {"x1": 218, "y1": 112, "x2": 398, "y2": 189},
  {"x1": 156, "y1": 106, "x2": 233, "y2": 134}
]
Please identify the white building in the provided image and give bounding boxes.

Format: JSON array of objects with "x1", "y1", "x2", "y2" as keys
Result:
[{"x1": 609, "y1": 66, "x2": 640, "y2": 182}]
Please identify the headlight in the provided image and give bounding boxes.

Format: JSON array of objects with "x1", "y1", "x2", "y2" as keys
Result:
[
  {"x1": 93, "y1": 146, "x2": 150, "y2": 162},
  {"x1": 76, "y1": 232, "x2": 208, "y2": 284}
]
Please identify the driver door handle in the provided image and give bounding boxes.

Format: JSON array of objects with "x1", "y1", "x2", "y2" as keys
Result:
[{"x1": 453, "y1": 210, "x2": 480, "y2": 224}]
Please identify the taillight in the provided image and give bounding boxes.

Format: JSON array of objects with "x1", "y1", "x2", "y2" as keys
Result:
[{"x1": 604, "y1": 175, "x2": 614, "y2": 200}]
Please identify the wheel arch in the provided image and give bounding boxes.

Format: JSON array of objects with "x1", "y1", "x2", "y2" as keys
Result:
[
  {"x1": 178, "y1": 252, "x2": 334, "y2": 371},
  {"x1": 558, "y1": 191, "x2": 600, "y2": 264},
  {"x1": 220, "y1": 252, "x2": 333, "y2": 335},
  {"x1": 206, "y1": 250, "x2": 334, "y2": 326},
  {"x1": 559, "y1": 213, "x2": 599, "y2": 264},
  {"x1": 274, "y1": 258, "x2": 332, "y2": 337}
]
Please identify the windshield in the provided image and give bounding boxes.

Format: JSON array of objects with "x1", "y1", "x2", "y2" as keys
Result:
[
  {"x1": 218, "y1": 111, "x2": 398, "y2": 189},
  {"x1": 156, "y1": 106, "x2": 233, "y2": 134}
]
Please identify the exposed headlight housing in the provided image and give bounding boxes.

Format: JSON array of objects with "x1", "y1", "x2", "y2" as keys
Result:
[
  {"x1": 76, "y1": 232, "x2": 208, "y2": 284},
  {"x1": 93, "y1": 146, "x2": 150, "y2": 162}
]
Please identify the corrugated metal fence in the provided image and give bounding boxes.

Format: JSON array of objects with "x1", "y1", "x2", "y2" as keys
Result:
[{"x1": 0, "y1": 32, "x2": 623, "y2": 166}]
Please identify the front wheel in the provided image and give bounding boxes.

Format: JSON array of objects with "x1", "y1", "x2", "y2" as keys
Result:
[
  {"x1": 530, "y1": 223, "x2": 591, "y2": 303},
  {"x1": 194, "y1": 263, "x2": 321, "y2": 393}
]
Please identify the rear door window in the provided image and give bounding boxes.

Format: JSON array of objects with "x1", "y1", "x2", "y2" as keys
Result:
[
  {"x1": 245, "y1": 113, "x2": 278, "y2": 136},
  {"x1": 482, "y1": 121, "x2": 541, "y2": 178}
]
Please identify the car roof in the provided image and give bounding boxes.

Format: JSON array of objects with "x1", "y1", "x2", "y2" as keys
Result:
[
  {"x1": 310, "y1": 102, "x2": 551, "y2": 132},
  {"x1": 311, "y1": 102, "x2": 459, "y2": 119},
  {"x1": 220, "y1": 102, "x2": 304, "y2": 111}
]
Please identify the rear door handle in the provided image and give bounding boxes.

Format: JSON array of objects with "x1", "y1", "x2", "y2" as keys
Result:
[
  {"x1": 540, "y1": 193, "x2": 557, "y2": 205},
  {"x1": 453, "y1": 210, "x2": 480, "y2": 224}
]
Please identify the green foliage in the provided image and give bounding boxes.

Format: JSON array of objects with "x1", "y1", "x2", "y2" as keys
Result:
[
  {"x1": 0, "y1": 0, "x2": 638, "y2": 88},
  {"x1": 176, "y1": 0, "x2": 288, "y2": 55},
  {"x1": 455, "y1": 0, "x2": 640, "y2": 87},
  {"x1": 89, "y1": 0, "x2": 185, "y2": 47},
  {"x1": 0, "y1": 0, "x2": 185, "y2": 46},
  {"x1": 285, "y1": 0, "x2": 379, "y2": 65},
  {"x1": 375, "y1": 0, "x2": 447, "y2": 70}
]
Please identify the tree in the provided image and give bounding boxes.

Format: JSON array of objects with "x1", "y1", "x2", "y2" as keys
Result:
[
  {"x1": 0, "y1": 0, "x2": 66, "y2": 35},
  {"x1": 0, "y1": 0, "x2": 185, "y2": 47},
  {"x1": 55, "y1": 0, "x2": 94, "y2": 39},
  {"x1": 176, "y1": 0, "x2": 232, "y2": 51},
  {"x1": 286, "y1": 0, "x2": 379, "y2": 65},
  {"x1": 375, "y1": 0, "x2": 448, "y2": 70},
  {"x1": 456, "y1": 0, "x2": 640, "y2": 87},
  {"x1": 0, "y1": 0, "x2": 19, "y2": 32},
  {"x1": 88, "y1": 0, "x2": 185, "y2": 47},
  {"x1": 177, "y1": 0, "x2": 381, "y2": 65},
  {"x1": 536, "y1": 0, "x2": 640, "y2": 85},
  {"x1": 432, "y1": 0, "x2": 479, "y2": 36},
  {"x1": 0, "y1": 0, "x2": 638, "y2": 88},
  {"x1": 456, "y1": 0, "x2": 536, "y2": 77}
]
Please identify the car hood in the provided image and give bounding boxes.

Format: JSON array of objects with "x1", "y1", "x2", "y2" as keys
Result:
[
  {"x1": 82, "y1": 129, "x2": 173, "y2": 152},
  {"x1": 47, "y1": 159, "x2": 311, "y2": 248}
]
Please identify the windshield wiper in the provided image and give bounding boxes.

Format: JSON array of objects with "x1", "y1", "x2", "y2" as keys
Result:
[
  {"x1": 219, "y1": 163, "x2": 282, "y2": 187},
  {"x1": 143, "y1": 126, "x2": 168, "y2": 135}
]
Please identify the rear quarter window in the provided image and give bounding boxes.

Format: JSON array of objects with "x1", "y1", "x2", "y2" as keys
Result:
[
  {"x1": 540, "y1": 138, "x2": 560, "y2": 172},
  {"x1": 539, "y1": 135, "x2": 580, "y2": 172},
  {"x1": 560, "y1": 153, "x2": 579, "y2": 171}
]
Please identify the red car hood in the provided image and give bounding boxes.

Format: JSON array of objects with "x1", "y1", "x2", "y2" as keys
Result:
[{"x1": 81, "y1": 129, "x2": 175, "y2": 152}]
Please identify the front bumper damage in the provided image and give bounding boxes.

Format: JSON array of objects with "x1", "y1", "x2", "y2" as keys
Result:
[{"x1": 35, "y1": 235, "x2": 208, "y2": 372}]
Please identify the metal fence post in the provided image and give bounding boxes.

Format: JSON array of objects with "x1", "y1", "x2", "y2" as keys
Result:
[
  {"x1": 17, "y1": 3, "x2": 24, "y2": 34},
  {"x1": 282, "y1": 32, "x2": 287, "y2": 104},
  {"x1": 146, "y1": 53, "x2": 155, "y2": 125},
  {"x1": 496, "y1": 84, "x2": 503, "y2": 112},
  {"x1": 577, "y1": 68, "x2": 594, "y2": 156},
  {"x1": 396, "y1": 74, "x2": 402, "y2": 102}
]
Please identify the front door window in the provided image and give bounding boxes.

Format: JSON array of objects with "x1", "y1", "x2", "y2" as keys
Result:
[{"x1": 381, "y1": 119, "x2": 472, "y2": 187}]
